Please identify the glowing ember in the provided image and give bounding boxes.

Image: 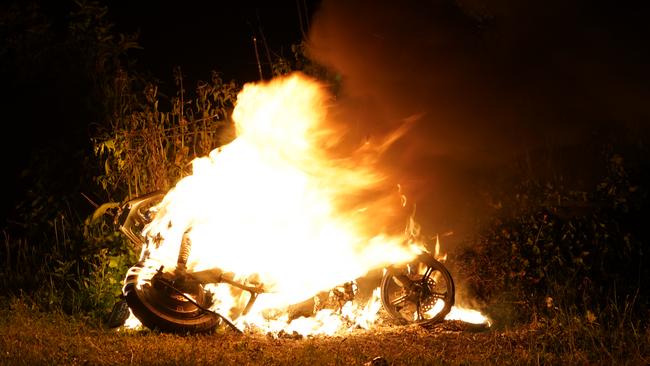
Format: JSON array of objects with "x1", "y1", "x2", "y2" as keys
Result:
[
  {"x1": 123, "y1": 72, "x2": 489, "y2": 335},
  {"x1": 234, "y1": 286, "x2": 385, "y2": 336},
  {"x1": 446, "y1": 307, "x2": 491, "y2": 325}
]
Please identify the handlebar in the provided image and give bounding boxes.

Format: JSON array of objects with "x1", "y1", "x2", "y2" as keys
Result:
[{"x1": 117, "y1": 190, "x2": 166, "y2": 249}]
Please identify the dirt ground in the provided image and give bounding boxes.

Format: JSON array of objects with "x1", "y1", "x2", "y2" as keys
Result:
[{"x1": 1, "y1": 300, "x2": 645, "y2": 366}]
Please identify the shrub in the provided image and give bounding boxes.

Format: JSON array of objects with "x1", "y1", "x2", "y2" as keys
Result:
[{"x1": 456, "y1": 144, "x2": 649, "y2": 327}]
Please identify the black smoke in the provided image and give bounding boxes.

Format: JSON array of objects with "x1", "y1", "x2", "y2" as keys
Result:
[{"x1": 305, "y1": 0, "x2": 650, "y2": 240}]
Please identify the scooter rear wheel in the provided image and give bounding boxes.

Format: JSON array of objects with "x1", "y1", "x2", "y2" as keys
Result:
[{"x1": 123, "y1": 264, "x2": 220, "y2": 334}]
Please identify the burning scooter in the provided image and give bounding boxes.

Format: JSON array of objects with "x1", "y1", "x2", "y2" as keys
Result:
[
  {"x1": 108, "y1": 190, "x2": 455, "y2": 334},
  {"x1": 106, "y1": 73, "x2": 456, "y2": 335}
]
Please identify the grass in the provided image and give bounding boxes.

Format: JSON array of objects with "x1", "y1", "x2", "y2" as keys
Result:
[{"x1": 1, "y1": 297, "x2": 647, "y2": 366}]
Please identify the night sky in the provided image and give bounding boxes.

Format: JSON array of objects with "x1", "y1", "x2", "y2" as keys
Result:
[
  {"x1": 2, "y1": 0, "x2": 649, "y2": 240},
  {"x1": 108, "y1": 1, "x2": 320, "y2": 86}
]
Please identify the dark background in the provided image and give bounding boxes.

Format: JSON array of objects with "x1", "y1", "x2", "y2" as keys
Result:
[
  {"x1": 304, "y1": 0, "x2": 650, "y2": 239},
  {"x1": 2, "y1": 0, "x2": 649, "y2": 242},
  {"x1": 0, "y1": 0, "x2": 320, "y2": 225},
  {"x1": 108, "y1": 1, "x2": 319, "y2": 87}
]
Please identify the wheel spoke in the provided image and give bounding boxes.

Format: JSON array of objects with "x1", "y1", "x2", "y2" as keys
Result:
[
  {"x1": 416, "y1": 302, "x2": 424, "y2": 321},
  {"x1": 423, "y1": 266, "x2": 433, "y2": 279},
  {"x1": 391, "y1": 275, "x2": 405, "y2": 287},
  {"x1": 430, "y1": 291, "x2": 447, "y2": 300},
  {"x1": 390, "y1": 294, "x2": 409, "y2": 307}
]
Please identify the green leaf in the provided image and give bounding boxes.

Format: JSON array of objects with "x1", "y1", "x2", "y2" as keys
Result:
[{"x1": 90, "y1": 202, "x2": 120, "y2": 224}]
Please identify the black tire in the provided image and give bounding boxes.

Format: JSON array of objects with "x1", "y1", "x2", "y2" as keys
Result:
[
  {"x1": 123, "y1": 264, "x2": 220, "y2": 334},
  {"x1": 380, "y1": 252, "x2": 455, "y2": 326}
]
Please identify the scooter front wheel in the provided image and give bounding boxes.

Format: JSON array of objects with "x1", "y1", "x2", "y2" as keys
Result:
[{"x1": 380, "y1": 252, "x2": 455, "y2": 326}]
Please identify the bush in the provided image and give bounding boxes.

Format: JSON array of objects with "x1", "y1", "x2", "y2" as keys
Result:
[
  {"x1": 455, "y1": 143, "x2": 649, "y2": 327},
  {"x1": 0, "y1": 0, "x2": 238, "y2": 319}
]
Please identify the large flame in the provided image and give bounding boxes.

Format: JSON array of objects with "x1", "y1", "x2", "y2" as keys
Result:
[{"x1": 128, "y1": 72, "x2": 488, "y2": 335}]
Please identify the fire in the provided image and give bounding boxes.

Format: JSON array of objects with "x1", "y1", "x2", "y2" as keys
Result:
[
  {"x1": 446, "y1": 307, "x2": 491, "y2": 325},
  {"x1": 237, "y1": 287, "x2": 384, "y2": 336},
  {"x1": 125, "y1": 72, "x2": 489, "y2": 336},
  {"x1": 430, "y1": 235, "x2": 490, "y2": 326}
]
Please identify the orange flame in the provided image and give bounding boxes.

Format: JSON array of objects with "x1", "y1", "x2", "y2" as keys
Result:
[
  {"x1": 132, "y1": 73, "x2": 422, "y2": 335},
  {"x1": 126, "y1": 72, "x2": 489, "y2": 335}
]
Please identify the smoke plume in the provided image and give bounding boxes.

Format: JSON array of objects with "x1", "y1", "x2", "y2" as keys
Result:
[{"x1": 304, "y1": 0, "x2": 650, "y2": 240}]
